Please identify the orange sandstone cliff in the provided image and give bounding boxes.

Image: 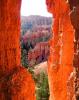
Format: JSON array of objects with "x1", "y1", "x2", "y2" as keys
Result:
[
  {"x1": 0, "y1": 0, "x2": 78, "y2": 100},
  {"x1": 46, "y1": 0, "x2": 74, "y2": 100},
  {"x1": 0, "y1": 0, "x2": 35, "y2": 100}
]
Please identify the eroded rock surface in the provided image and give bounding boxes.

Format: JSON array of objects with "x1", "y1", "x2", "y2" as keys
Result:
[
  {"x1": 0, "y1": 0, "x2": 35, "y2": 99},
  {"x1": 46, "y1": 0, "x2": 74, "y2": 100},
  {"x1": 68, "y1": 0, "x2": 79, "y2": 99}
]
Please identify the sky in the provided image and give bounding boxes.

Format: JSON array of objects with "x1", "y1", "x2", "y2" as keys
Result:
[{"x1": 21, "y1": 0, "x2": 52, "y2": 17}]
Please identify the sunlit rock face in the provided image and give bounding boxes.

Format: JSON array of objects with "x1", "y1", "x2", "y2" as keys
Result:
[
  {"x1": 0, "y1": 0, "x2": 35, "y2": 99},
  {"x1": 46, "y1": 0, "x2": 74, "y2": 100}
]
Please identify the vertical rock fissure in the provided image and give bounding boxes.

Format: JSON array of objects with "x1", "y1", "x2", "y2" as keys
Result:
[{"x1": 68, "y1": 0, "x2": 79, "y2": 99}]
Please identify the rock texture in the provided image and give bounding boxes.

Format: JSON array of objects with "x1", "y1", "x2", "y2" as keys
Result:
[
  {"x1": 1, "y1": 0, "x2": 79, "y2": 100},
  {"x1": 46, "y1": 0, "x2": 74, "y2": 100},
  {"x1": 68, "y1": 0, "x2": 79, "y2": 99},
  {"x1": 0, "y1": 0, "x2": 35, "y2": 100}
]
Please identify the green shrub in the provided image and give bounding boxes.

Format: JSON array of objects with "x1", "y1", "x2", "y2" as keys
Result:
[{"x1": 35, "y1": 72, "x2": 49, "y2": 100}]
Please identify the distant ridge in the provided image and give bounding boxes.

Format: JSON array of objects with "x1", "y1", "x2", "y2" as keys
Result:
[
  {"x1": 21, "y1": 15, "x2": 52, "y2": 34},
  {"x1": 21, "y1": 15, "x2": 52, "y2": 25}
]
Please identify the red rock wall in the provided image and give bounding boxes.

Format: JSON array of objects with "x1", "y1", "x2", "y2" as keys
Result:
[
  {"x1": 0, "y1": 0, "x2": 35, "y2": 99},
  {"x1": 46, "y1": 0, "x2": 74, "y2": 100},
  {"x1": 68, "y1": 0, "x2": 79, "y2": 99}
]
